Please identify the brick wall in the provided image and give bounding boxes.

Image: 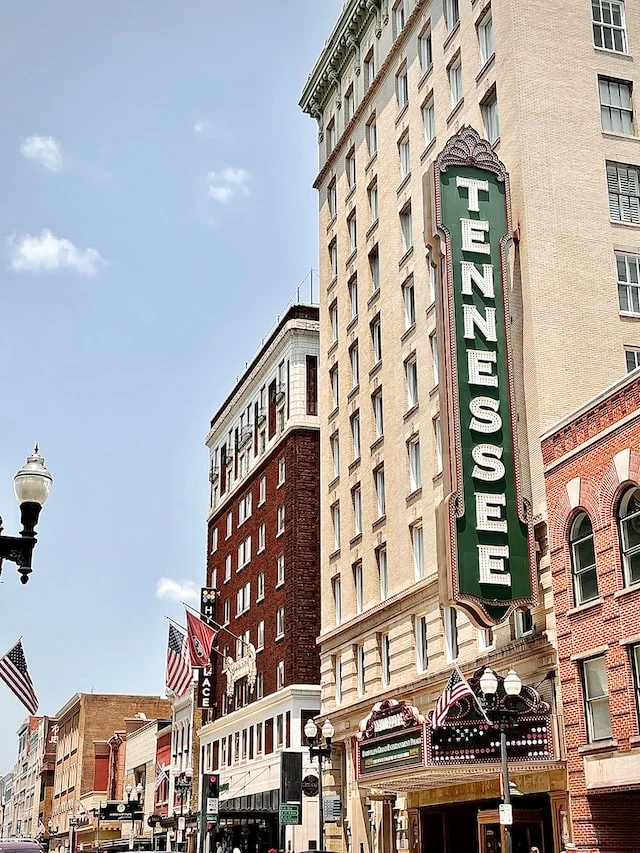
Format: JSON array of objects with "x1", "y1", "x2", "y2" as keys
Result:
[{"x1": 543, "y1": 375, "x2": 640, "y2": 853}]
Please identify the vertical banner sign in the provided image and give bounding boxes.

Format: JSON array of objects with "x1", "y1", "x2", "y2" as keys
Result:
[
  {"x1": 196, "y1": 588, "x2": 217, "y2": 710},
  {"x1": 433, "y1": 126, "x2": 535, "y2": 628}
]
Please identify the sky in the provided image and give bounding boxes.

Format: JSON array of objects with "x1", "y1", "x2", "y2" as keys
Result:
[{"x1": 0, "y1": 0, "x2": 343, "y2": 772}]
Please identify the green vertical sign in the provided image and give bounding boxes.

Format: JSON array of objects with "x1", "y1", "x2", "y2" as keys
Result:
[{"x1": 433, "y1": 127, "x2": 535, "y2": 627}]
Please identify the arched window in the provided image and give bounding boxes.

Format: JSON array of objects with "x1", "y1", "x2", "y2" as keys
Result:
[
  {"x1": 570, "y1": 512, "x2": 599, "y2": 605},
  {"x1": 618, "y1": 487, "x2": 640, "y2": 586}
]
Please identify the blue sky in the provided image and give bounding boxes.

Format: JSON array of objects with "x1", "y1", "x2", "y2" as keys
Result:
[{"x1": 0, "y1": 0, "x2": 341, "y2": 771}]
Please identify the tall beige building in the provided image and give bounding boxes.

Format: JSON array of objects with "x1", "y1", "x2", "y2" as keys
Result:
[{"x1": 300, "y1": 1, "x2": 640, "y2": 852}]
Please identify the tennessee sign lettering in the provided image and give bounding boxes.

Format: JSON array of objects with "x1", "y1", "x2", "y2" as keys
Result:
[{"x1": 432, "y1": 126, "x2": 535, "y2": 628}]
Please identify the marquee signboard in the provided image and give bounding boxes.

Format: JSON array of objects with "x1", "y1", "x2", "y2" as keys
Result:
[
  {"x1": 356, "y1": 699, "x2": 426, "y2": 778},
  {"x1": 432, "y1": 126, "x2": 536, "y2": 627}
]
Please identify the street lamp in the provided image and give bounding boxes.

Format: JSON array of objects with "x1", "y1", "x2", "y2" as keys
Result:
[
  {"x1": 0, "y1": 446, "x2": 53, "y2": 584},
  {"x1": 69, "y1": 816, "x2": 78, "y2": 853},
  {"x1": 304, "y1": 718, "x2": 334, "y2": 851},
  {"x1": 174, "y1": 768, "x2": 193, "y2": 853},
  {"x1": 478, "y1": 667, "x2": 523, "y2": 853},
  {"x1": 125, "y1": 783, "x2": 144, "y2": 851}
]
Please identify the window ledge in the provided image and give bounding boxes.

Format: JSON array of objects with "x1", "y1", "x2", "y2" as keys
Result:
[
  {"x1": 395, "y1": 103, "x2": 409, "y2": 126},
  {"x1": 433, "y1": 470, "x2": 444, "y2": 483},
  {"x1": 326, "y1": 214, "x2": 337, "y2": 234},
  {"x1": 256, "y1": 595, "x2": 264, "y2": 604},
  {"x1": 366, "y1": 219, "x2": 379, "y2": 240},
  {"x1": 347, "y1": 383, "x2": 360, "y2": 401},
  {"x1": 566, "y1": 597, "x2": 604, "y2": 617},
  {"x1": 404, "y1": 403, "x2": 420, "y2": 421},
  {"x1": 346, "y1": 248, "x2": 358, "y2": 267},
  {"x1": 328, "y1": 406, "x2": 339, "y2": 422},
  {"x1": 613, "y1": 581, "x2": 640, "y2": 599},
  {"x1": 399, "y1": 246, "x2": 414, "y2": 268},
  {"x1": 407, "y1": 488, "x2": 423, "y2": 507},
  {"x1": 365, "y1": 151, "x2": 378, "y2": 172},
  {"x1": 345, "y1": 184, "x2": 357, "y2": 204},
  {"x1": 277, "y1": 479, "x2": 285, "y2": 489},
  {"x1": 369, "y1": 360, "x2": 383, "y2": 379},
  {"x1": 418, "y1": 64, "x2": 434, "y2": 90},
  {"x1": 327, "y1": 275, "x2": 338, "y2": 295},
  {"x1": 275, "y1": 634, "x2": 284, "y2": 642},
  {"x1": 570, "y1": 644, "x2": 609, "y2": 662},
  {"x1": 630, "y1": 735, "x2": 640, "y2": 746},
  {"x1": 372, "y1": 515, "x2": 386, "y2": 532},
  {"x1": 348, "y1": 457, "x2": 361, "y2": 475},
  {"x1": 276, "y1": 529, "x2": 284, "y2": 539},
  {"x1": 328, "y1": 476, "x2": 340, "y2": 492},
  {"x1": 256, "y1": 646, "x2": 264, "y2": 654},
  {"x1": 578, "y1": 739, "x2": 619, "y2": 755},
  {"x1": 329, "y1": 548, "x2": 341, "y2": 562},
  {"x1": 328, "y1": 339, "x2": 338, "y2": 357},
  {"x1": 420, "y1": 137, "x2": 437, "y2": 163},
  {"x1": 258, "y1": 499, "x2": 265, "y2": 508},
  {"x1": 446, "y1": 98, "x2": 465, "y2": 124},
  {"x1": 443, "y1": 20, "x2": 461, "y2": 50},
  {"x1": 370, "y1": 436, "x2": 384, "y2": 453},
  {"x1": 350, "y1": 533, "x2": 363, "y2": 548},
  {"x1": 401, "y1": 322, "x2": 417, "y2": 342},
  {"x1": 620, "y1": 311, "x2": 640, "y2": 320},
  {"x1": 594, "y1": 46, "x2": 632, "y2": 60},
  {"x1": 397, "y1": 173, "x2": 412, "y2": 195},
  {"x1": 346, "y1": 315, "x2": 358, "y2": 334},
  {"x1": 602, "y1": 130, "x2": 638, "y2": 141},
  {"x1": 611, "y1": 219, "x2": 640, "y2": 229},
  {"x1": 426, "y1": 300, "x2": 436, "y2": 317},
  {"x1": 475, "y1": 53, "x2": 495, "y2": 83},
  {"x1": 368, "y1": 288, "x2": 381, "y2": 308}
]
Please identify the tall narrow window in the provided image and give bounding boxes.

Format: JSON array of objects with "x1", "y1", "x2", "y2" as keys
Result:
[
  {"x1": 334, "y1": 655, "x2": 343, "y2": 704},
  {"x1": 607, "y1": 161, "x2": 640, "y2": 223},
  {"x1": 369, "y1": 245, "x2": 380, "y2": 291},
  {"x1": 514, "y1": 608, "x2": 533, "y2": 638},
  {"x1": 327, "y1": 179, "x2": 337, "y2": 219},
  {"x1": 330, "y1": 433, "x2": 340, "y2": 479},
  {"x1": 419, "y1": 30, "x2": 432, "y2": 71},
  {"x1": 617, "y1": 252, "x2": 640, "y2": 314},
  {"x1": 329, "y1": 240, "x2": 338, "y2": 278},
  {"x1": 403, "y1": 278, "x2": 416, "y2": 328},
  {"x1": 356, "y1": 644, "x2": 366, "y2": 696},
  {"x1": 371, "y1": 315, "x2": 382, "y2": 363},
  {"x1": 331, "y1": 503, "x2": 341, "y2": 552},
  {"x1": 349, "y1": 341, "x2": 360, "y2": 387},
  {"x1": 349, "y1": 276, "x2": 359, "y2": 318},
  {"x1": 346, "y1": 150, "x2": 356, "y2": 188},
  {"x1": 333, "y1": 576, "x2": 342, "y2": 626},
  {"x1": 570, "y1": 512, "x2": 599, "y2": 605},
  {"x1": 381, "y1": 634, "x2": 391, "y2": 687},
  {"x1": 396, "y1": 66, "x2": 409, "y2": 110},
  {"x1": 377, "y1": 545, "x2": 388, "y2": 600},
  {"x1": 482, "y1": 92, "x2": 500, "y2": 144},
  {"x1": 326, "y1": 117, "x2": 336, "y2": 157},
  {"x1": 415, "y1": 615, "x2": 428, "y2": 672},
  {"x1": 277, "y1": 553, "x2": 285, "y2": 586},
  {"x1": 276, "y1": 504, "x2": 285, "y2": 536},
  {"x1": 399, "y1": 135, "x2": 411, "y2": 180},
  {"x1": 406, "y1": 356, "x2": 419, "y2": 408},
  {"x1": 444, "y1": 607, "x2": 458, "y2": 662},
  {"x1": 449, "y1": 59, "x2": 463, "y2": 108},
  {"x1": 400, "y1": 205, "x2": 413, "y2": 253},
  {"x1": 430, "y1": 334, "x2": 439, "y2": 386},
  {"x1": 351, "y1": 410, "x2": 361, "y2": 460},
  {"x1": 368, "y1": 180, "x2": 379, "y2": 223},
  {"x1": 348, "y1": 212, "x2": 357, "y2": 252},
  {"x1": 477, "y1": 12, "x2": 494, "y2": 65},
  {"x1": 276, "y1": 606, "x2": 285, "y2": 639},
  {"x1": 422, "y1": 100, "x2": 435, "y2": 147},
  {"x1": 434, "y1": 417, "x2": 443, "y2": 475},
  {"x1": 330, "y1": 365, "x2": 339, "y2": 409},
  {"x1": 306, "y1": 354, "x2": 318, "y2": 416},
  {"x1": 392, "y1": 0, "x2": 406, "y2": 39},
  {"x1": 412, "y1": 524, "x2": 424, "y2": 580},
  {"x1": 366, "y1": 117, "x2": 378, "y2": 157},
  {"x1": 373, "y1": 389, "x2": 384, "y2": 439},
  {"x1": 592, "y1": 0, "x2": 627, "y2": 53},
  {"x1": 352, "y1": 484, "x2": 362, "y2": 537},
  {"x1": 408, "y1": 438, "x2": 422, "y2": 492},
  {"x1": 626, "y1": 347, "x2": 640, "y2": 372},
  {"x1": 344, "y1": 84, "x2": 354, "y2": 124},
  {"x1": 375, "y1": 466, "x2": 386, "y2": 518},
  {"x1": 582, "y1": 655, "x2": 613, "y2": 742},
  {"x1": 618, "y1": 487, "x2": 640, "y2": 585},
  {"x1": 329, "y1": 301, "x2": 338, "y2": 343},
  {"x1": 444, "y1": 0, "x2": 460, "y2": 30},
  {"x1": 632, "y1": 643, "x2": 640, "y2": 720},
  {"x1": 599, "y1": 78, "x2": 633, "y2": 134},
  {"x1": 364, "y1": 50, "x2": 376, "y2": 89},
  {"x1": 277, "y1": 660, "x2": 285, "y2": 691},
  {"x1": 353, "y1": 561, "x2": 364, "y2": 613}
]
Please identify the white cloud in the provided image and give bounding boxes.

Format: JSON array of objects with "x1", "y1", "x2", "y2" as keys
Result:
[
  {"x1": 20, "y1": 135, "x2": 63, "y2": 173},
  {"x1": 207, "y1": 167, "x2": 250, "y2": 203},
  {"x1": 8, "y1": 229, "x2": 105, "y2": 275},
  {"x1": 156, "y1": 578, "x2": 200, "y2": 603},
  {"x1": 194, "y1": 119, "x2": 209, "y2": 134}
]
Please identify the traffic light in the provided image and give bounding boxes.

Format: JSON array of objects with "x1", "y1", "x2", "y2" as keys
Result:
[{"x1": 205, "y1": 774, "x2": 219, "y2": 799}]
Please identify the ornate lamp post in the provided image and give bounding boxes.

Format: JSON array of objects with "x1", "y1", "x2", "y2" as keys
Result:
[
  {"x1": 125, "y1": 783, "x2": 144, "y2": 851},
  {"x1": 174, "y1": 768, "x2": 193, "y2": 852},
  {"x1": 478, "y1": 667, "x2": 523, "y2": 853},
  {"x1": 0, "y1": 446, "x2": 53, "y2": 584},
  {"x1": 69, "y1": 816, "x2": 79, "y2": 853},
  {"x1": 304, "y1": 718, "x2": 334, "y2": 851}
]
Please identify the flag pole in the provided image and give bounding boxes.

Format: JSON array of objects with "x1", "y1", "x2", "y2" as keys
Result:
[{"x1": 181, "y1": 600, "x2": 250, "y2": 650}]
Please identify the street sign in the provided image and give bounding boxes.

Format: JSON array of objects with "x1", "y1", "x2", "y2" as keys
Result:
[
  {"x1": 206, "y1": 797, "x2": 219, "y2": 816},
  {"x1": 301, "y1": 775, "x2": 319, "y2": 797},
  {"x1": 279, "y1": 804, "x2": 300, "y2": 826},
  {"x1": 99, "y1": 801, "x2": 143, "y2": 822},
  {"x1": 499, "y1": 804, "x2": 513, "y2": 826}
]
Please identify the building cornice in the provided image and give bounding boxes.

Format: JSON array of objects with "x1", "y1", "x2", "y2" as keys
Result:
[
  {"x1": 299, "y1": 0, "x2": 382, "y2": 121},
  {"x1": 307, "y1": 0, "x2": 428, "y2": 191}
]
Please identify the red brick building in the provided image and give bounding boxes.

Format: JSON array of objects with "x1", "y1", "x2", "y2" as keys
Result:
[
  {"x1": 543, "y1": 371, "x2": 640, "y2": 853},
  {"x1": 199, "y1": 302, "x2": 321, "y2": 853}
]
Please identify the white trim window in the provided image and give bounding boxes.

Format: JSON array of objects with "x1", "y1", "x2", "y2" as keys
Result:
[
  {"x1": 259, "y1": 475, "x2": 266, "y2": 505},
  {"x1": 330, "y1": 364, "x2": 339, "y2": 408},
  {"x1": 225, "y1": 554, "x2": 232, "y2": 582},
  {"x1": 399, "y1": 134, "x2": 411, "y2": 180},
  {"x1": 434, "y1": 416, "x2": 443, "y2": 475},
  {"x1": 334, "y1": 654, "x2": 343, "y2": 704},
  {"x1": 617, "y1": 252, "x2": 640, "y2": 314},
  {"x1": 223, "y1": 598, "x2": 231, "y2": 625},
  {"x1": 329, "y1": 300, "x2": 338, "y2": 343},
  {"x1": 366, "y1": 116, "x2": 378, "y2": 157},
  {"x1": 632, "y1": 643, "x2": 640, "y2": 720},
  {"x1": 618, "y1": 487, "x2": 640, "y2": 585},
  {"x1": 371, "y1": 315, "x2": 382, "y2": 363},
  {"x1": 364, "y1": 50, "x2": 376, "y2": 89},
  {"x1": 348, "y1": 212, "x2": 357, "y2": 252},
  {"x1": 211, "y1": 527, "x2": 218, "y2": 554},
  {"x1": 403, "y1": 278, "x2": 416, "y2": 328},
  {"x1": 256, "y1": 672, "x2": 264, "y2": 699},
  {"x1": 256, "y1": 620, "x2": 265, "y2": 651},
  {"x1": 607, "y1": 161, "x2": 640, "y2": 223},
  {"x1": 396, "y1": 66, "x2": 409, "y2": 110},
  {"x1": 415, "y1": 615, "x2": 428, "y2": 673},
  {"x1": 422, "y1": 100, "x2": 435, "y2": 147},
  {"x1": 331, "y1": 502, "x2": 341, "y2": 552},
  {"x1": 226, "y1": 511, "x2": 233, "y2": 538},
  {"x1": 406, "y1": 355, "x2": 419, "y2": 408},
  {"x1": 514, "y1": 608, "x2": 533, "y2": 638},
  {"x1": 349, "y1": 276, "x2": 359, "y2": 318},
  {"x1": 330, "y1": 433, "x2": 340, "y2": 478},
  {"x1": 351, "y1": 410, "x2": 361, "y2": 460},
  {"x1": 346, "y1": 150, "x2": 356, "y2": 188},
  {"x1": 344, "y1": 84, "x2": 354, "y2": 124},
  {"x1": 583, "y1": 655, "x2": 613, "y2": 742},
  {"x1": 327, "y1": 179, "x2": 337, "y2": 219},
  {"x1": 368, "y1": 180, "x2": 379, "y2": 223},
  {"x1": 626, "y1": 347, "x2": 640, "y2": 372},
  {"x1": 381, "y1": 634, "x2": 391, "y2": 687},
  {"x1": 369, "y1": 245, "x2": 380, "y2": 292},
  {"x1": 570, "y1": 512, "x2": 599, "y2": 605},
  {"x1": 400, "y1": 205, "x2": 413, "y2": 252},
  {"x1": 257, "y1": 570, "x2": 265, "y2": 601},
  {"x1": 592, "y1": 0, "x2": 627, "y2": 53},
  {"x1": 449, "y1": 58, "x2": 463, "y2": 108},
  {"x1": 236, "y1": 582, "x2": 251, "y2": 616},
  {"x1": 356, "y1": 644, "x2": 366, "y2": 696},
  {"x1": 477, "y1": 12, "x2": 494, "y2": 65},
  {"x1": 444, "y1": 607, "x2": 458, "y2": 662},
  {"x1": 599, "y1": 77, "x2": 633, "y2": 134},
  {"x1": 276, "y1": 606, "x2": 285, "y2": 640},
  {"x1": 278, "y1": 456, "x2": 286, "y2": 485},
  {"x1": 329, "y1": 240, "x2": 338, "y2": 279},
  {"x1": 277, "y1": 660, "x2": 285, "y2": 691},
  {"x1": 408, "y1": 438, "x2": 422, "y2": 492},
  {"x1": 276, "y1": 504, "x2": 285, "y2": 536},
  {"x1": 326, "y1": 117, "x2": 336, "y2": 156},
  {"x1": 333, "y1": 575, "x2": 342, "y2": 626},
  {"x1": 352, "y1": 484, "x2": 363, "y2": 537},
  {"x1": 482, "y1": 93, "x2": 500, "y2": 144},
  {"x1": 350, "y1": 341, "x2": 360, "y2": 387},
  {"x1": 444, "y1": 0, "x2": 460, "y2": 30},
  {"x1": 258, "y1": 522, "x2": 266, "y2": 553},
  {"x1": 277, "y1": 553, "x2": 285, "y2": 586},
  {"x1": 373, "y1": 388, "x2": 384, "y2": 439},
  {"x1": 412, "y1": 524, "x2": 424, "y2": 580},
  {"x1": 392, "y1": 0, "x2": 406, "y2": 39},
  {"x1": 430, "y1": 334, "x2": 439, "y2": 386},
  {"x1": 377, "y1": 545, "x2": 388, "y2": 600},
  {"x1": 478, "y1": 628, "x2": 494, "y2": 651},
  {"x1": 354, "y1": 561, "x2": 364, "y2": 614},
  {"x1": 419, "y1": 30, "x2": 432, "y2": 71},
  {"x1": 238, "y1": 535, "x2": 251, "y2": 569},
  {"x1": 375, "y1": 466, "x2": 386, "y2": 518}
]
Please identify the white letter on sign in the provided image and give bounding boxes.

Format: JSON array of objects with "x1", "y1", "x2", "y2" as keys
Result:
[
  {"x1": 472, "y1": 444, "x2": 505, "y2": 481},
  {"x1": 456, "y1": 176, "x2": 489, "y2": 212},
  {"x1": 469, "y1": 397, "x2": 502, "y2": 433},
  {"x1": 461, "y1": 219, "x2": 491, "y2": 255},
  {"x1": 476, "y1": 492, "x2": 507, "y2": 533},
  {"x1": 478, "y1": 545, "x2": 511, "y2": 586},
  {"x1": 464, "y1": 305, "x2": 497, "y2": 342},
  {"x1": 461, "y1": 262, "x2": 495, "y2": 298},
  {"x1": 468, "y1": 350, "x2": 498, "y2": 387}
]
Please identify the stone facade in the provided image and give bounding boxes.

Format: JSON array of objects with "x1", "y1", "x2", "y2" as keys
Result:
[{"x1": 543, "y1": 371, "x2": 640, "y2": 853}]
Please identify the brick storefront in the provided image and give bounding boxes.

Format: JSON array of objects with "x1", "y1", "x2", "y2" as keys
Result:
[{"x1": 543, "y1": 373, "x2": 640, "y2": 853}]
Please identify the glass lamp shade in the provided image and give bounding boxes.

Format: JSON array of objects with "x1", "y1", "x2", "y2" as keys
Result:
[
  {"x1": 125, "y1": 784, "x2": 133, "y2": 795},
  {"x1": 504, "y1": 668, "x2": 522, "y2": 696},
  {"x1": 14, "y1": 447, "x2": 53, "y2": 507},
  {"x1": 321, "y1": 719, "x2": 335, "y2": 740},
  {"x1": 136, "y1": 782, "x2": 144, "y2": 794},
  {"x1": 480, "y1": 667, "x2": 498, "y2": 696},
  {"x1": 185, "y1": 766, "x2": 193, "y2": 779},
  {"x1": 304, "y1": 719, "x2": 318, "y2": 741}
]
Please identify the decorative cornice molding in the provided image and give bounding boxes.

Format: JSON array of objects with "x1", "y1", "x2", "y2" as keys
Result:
[{"x1": 435, "y1": 124, "x2": 508, "y2": 181}]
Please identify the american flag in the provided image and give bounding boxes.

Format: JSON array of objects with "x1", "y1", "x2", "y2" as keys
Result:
[
  {"x1": 166, "y1": 623, "x2": 192, "y2": 697},
  {"x1": 431, "y1": 668, "x2": 474, "y2": 729},
  {"x1": 0, "y1": 639, "x2": 38, "y2": 715}
]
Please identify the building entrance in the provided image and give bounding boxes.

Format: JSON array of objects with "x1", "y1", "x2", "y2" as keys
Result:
[{"x1": 478, "y1": 808, "x2": 546, "y2": 853}]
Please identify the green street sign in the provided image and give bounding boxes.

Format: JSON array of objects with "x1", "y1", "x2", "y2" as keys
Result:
[
  {"x1": 279, "y1": 803, "x2": 300, "y2": 826},
  {"x1": 433, "y1": 126, "x2": 535, "y2": 627}
]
